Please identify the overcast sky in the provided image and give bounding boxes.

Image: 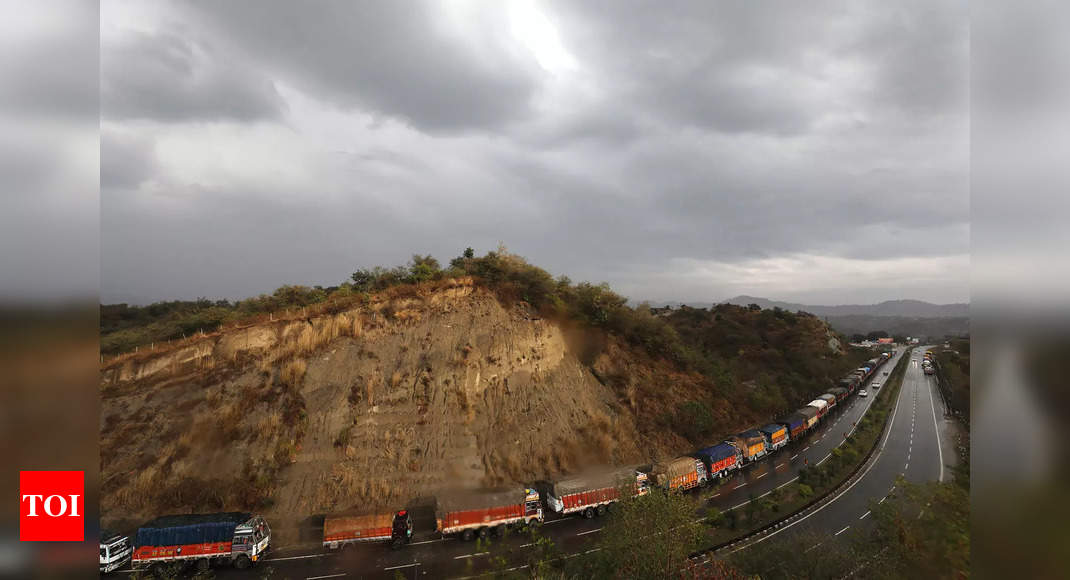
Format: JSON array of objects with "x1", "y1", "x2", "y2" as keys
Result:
[{"x1": 99, "y1": 0, "x2": 969, "y2": 306}]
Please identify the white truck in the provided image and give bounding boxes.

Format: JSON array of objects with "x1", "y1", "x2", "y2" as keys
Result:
[{"x1": 99, "y1": 529, "x2": 132, "y2": 574}]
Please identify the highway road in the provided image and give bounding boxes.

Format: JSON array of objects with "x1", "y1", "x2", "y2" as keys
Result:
[
  {"x1": 119, "y1": 349, "x2": 915, "y2": 579},
  {"x1": 733, "y1": 345, "x2": 959, "y2": 552}
]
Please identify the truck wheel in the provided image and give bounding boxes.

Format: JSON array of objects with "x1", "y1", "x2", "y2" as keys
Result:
[
  {"x1": 233, "y1": 555, "x2": 251, "y2": 570},
  {"x1": 477, "y1": 527, "x2": 489, "y2": 540},
  {"x1": 462, "y1": 529, "x2": 475, "y2": 542},
  {"x1": 196, "y1": 558, "x2": 211, "y2": 572},
  {"x1": 583, "y1": 507, "x2": 594, "y2": 519},
  {"x1": 596, "y1": 505, "x2": 607, "y2": 517}
]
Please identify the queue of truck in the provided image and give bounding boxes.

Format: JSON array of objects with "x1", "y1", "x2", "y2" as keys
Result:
[
  {"x1": 644, "y1": 350, "x2": 893, "y2": 491},
  {"x1": 103, "y1": 350, "x2": 896, "y2": 573}
]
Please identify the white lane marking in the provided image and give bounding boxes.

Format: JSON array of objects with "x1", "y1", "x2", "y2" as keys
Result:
[
  {"x1": 927, "y1": 373, "x2": 946, "y2": 482},
  {"x1": 711, "y1": 492, "x2": 721, "y2": 497},
  {"x1": 835, "y1": 526, "x2": 850, "y2": 536},
  {"x1": 757, "y1": 472, "x2": 768, "y2": 479},
  {"x1": 859, "y1": 511, "x2": 870, "y2": 520},
  {"x1": 454, "y1": 552, "x2": 489, "y2": 560},
  {"x1": 776, "y1": 477, "x2": 799, "y2": 490},
  {"x1": 817, "y1": 453, "x2": 830, "y2": 465},
  {"x1": 736, "y1": 482, "x2": 747, "y2": 489},
  {"x1": 383, "y1": 563, "x2": 419, "y2": 571},
  {"x1": 879, "y1": 496, "x2": 887, "y2": 504},
  {"x1": 543, "y1": 519, "x2": 568, "y2": 525},
  {"x1": 266, "y1": 553, "x2": 329, "y2": 562},
  {"x1": 804, "y1": 542, "x2": 823, "y2": 553},
  {"x1": 410, "y1": 538, "x2": 452, "y2": 545},
  {"x1": 519, "y1": 543, "x2": 534, "y2": 548},
  {"x1": 307, "y1": 575, "x2": 346, "y2": 580},
  {"x1": 791, "y1": 454, "x2": 799, "y2": 460},
  {"x1": 576, "y1": 528, "x2": 602, "y2": 536}
]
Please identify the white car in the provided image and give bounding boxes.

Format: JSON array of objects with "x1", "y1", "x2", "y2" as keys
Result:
[
  {"x1": 871, "y1": 381, "x2": 881, "y2": 389},
  {"x1": 859, "y1": 389, "x2": 868, "y2": 397}
]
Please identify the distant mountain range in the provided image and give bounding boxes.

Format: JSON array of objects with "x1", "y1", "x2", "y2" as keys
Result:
[
  {"x1": 718, "y1": 296, "x2": 968, "y2": 318},
  {"x1": 647, "y1": 296, "x2": 969, "y2": 338}
]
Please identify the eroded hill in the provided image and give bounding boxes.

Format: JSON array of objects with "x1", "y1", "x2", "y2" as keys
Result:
[{"x1": 100, "y1": 254, "x2": 868, "y2": 545}]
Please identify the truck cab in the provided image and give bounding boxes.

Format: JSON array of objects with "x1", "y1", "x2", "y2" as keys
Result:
[
  {"x1": 231, "y1": 516, "x2": 271, "y2": 567},
  {"x1": 99, "y1": 530, "x2": 131, "y2": 574},
  {"x1": 391, "y1": 511, "x2": 413, "y2": 548},
  {"x1": 524, "y1": 489, "x2": 544, "y2": 523}
]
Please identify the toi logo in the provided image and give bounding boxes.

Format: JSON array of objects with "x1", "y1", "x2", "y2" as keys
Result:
[{"x1": 20, "y1": 471, "x2": 84, "y2": 541}]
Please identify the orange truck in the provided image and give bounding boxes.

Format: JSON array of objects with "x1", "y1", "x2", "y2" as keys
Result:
[
  {"x1": 759, "y1": 423, "x2": 789, "y2": 452},
  {"x1": 729, "y1": 430, "x2": 768, "y2": 464},
  {"x1": 323, "y1": 511, "x2": 412, "y2": 550},
  {"x1": 650, "y1": 456, "x2": 709, "y2": 491}
]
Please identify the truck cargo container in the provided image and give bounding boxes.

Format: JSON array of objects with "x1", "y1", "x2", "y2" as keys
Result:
[
  {"x1": 650, "y1": 456, "x2": 708, "y2": 491},
  {"x1": 797, "y1": 406, "x2": 820, "y2": 429},
  {"x1": 436, "y1": 488, "x2": 543, "y2": 541},
  {"x1": 132, "y1": 512, "x2": 270, "y2": 571},
  {"x1": 758, "y1": 423, "x2": 789, "y2": 451},
  {"x1": 693, "y1": 443, "x2": 743, "y2": 479},
  {"x1": 541, "y1": 467, "x2": 648, "y2": 519},
  {"x1": 807, "y1": 398, "x2": 829, "y2": 419},
  {"x1": 323, "y1": 511, "x2": 412, "y2": 550},
  {"x1": 829, "y1": 387, "x2": 848, "y2": 402},
  {"x1": 838, "y1": 378, "x2": 858, "y2": 393},
  {"x1": 100, "y1": 529, "x2": 132, "y2": 574},
  {"x1": 777, "y1": 413, "x2": 808, "y2": 440},
  {"x1": 819, "y1": 393, "x2": 837, "y2": 409},
  {"x1": 729, "y1": 430, "x2": 768, "y2": 463}
]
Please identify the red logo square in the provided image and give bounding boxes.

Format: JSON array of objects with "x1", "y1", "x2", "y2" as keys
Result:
[{"x1": 19, "y1": 471, "x2": 84, "y2": 541}]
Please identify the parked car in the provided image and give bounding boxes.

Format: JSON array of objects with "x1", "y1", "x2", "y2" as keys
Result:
[{"x1": 859, "y1": 389, "x2": 868, "y2": 397}]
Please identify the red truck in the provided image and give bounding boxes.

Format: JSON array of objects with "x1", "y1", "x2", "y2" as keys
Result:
[
  {"x1": 436, "y1": 488, "x2": 543, "y2": 541},
  {"x1": 541, "y1": 467, "x2": 649, "y2": 519},
  {"x1": 132, "y1": 512, "x2": 270, "y2": 572},
  {"x1": 323, "y1": 510, "x2": 412, "y2": 550}
]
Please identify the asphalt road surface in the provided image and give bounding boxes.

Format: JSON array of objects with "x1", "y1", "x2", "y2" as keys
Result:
[{"x1": 118, "y1": 349, "x2": 921, "y2": 579}]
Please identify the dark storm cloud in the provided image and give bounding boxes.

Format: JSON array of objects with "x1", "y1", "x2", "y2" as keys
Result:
[
  {"x1": 100, "y1": 1, "x2": 969, "y2": 305},
  {"x1": 101, "y1": 29, "x2": 285, "y2": 122},
  {"x1": 180, "y1": 1, "x2": 542, "y2": 133}
]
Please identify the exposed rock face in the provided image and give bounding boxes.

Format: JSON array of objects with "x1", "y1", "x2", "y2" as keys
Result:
[{"x1": 100, "y1": 281, "x2": 645, "y2": 542}]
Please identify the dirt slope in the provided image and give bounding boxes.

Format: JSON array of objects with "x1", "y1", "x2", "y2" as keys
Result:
[{"x1": 101, "y1": 279, "x2": 647, "y2": 542}]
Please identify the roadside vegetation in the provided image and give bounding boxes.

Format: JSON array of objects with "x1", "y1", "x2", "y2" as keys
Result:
[{"x1": 934, "y1": 337, "x2": 970, "y2": 424}]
